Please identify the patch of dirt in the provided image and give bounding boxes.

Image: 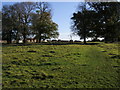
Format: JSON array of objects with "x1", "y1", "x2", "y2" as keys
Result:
[
  {"x1": 24, "y1": 60, "x2": 29, "y2": 62},
  {"x1": 42, "y1": 62, "x2": 52, "y2": 65},
  {"x1": 12, "y1": 75, "x2": 25, "y2": 79},
  {"x1": 10, "y1": 80, "x2": 17, "y2": 85},
  {"x1": 73, "y1": 53, "x2": 81, "y2": 55},
  {"x1": 2, "y1": 65, "x2": 11, "y2": 70},
  {"x1": 32, "y1": 76, "x2": 43, "y2": 80},
  {"x1": 5, "y1": 71, "x2": 11, "y2": 75},
  {"x1": 101, "y1": 50, "x2": 107, "y2": 52},
  {"x1": 113, "y1": 66, "x2": 119, "y2": 68},
  {"x1": 50, "y1": 51, "x2": 55, "y2": 53},
  {"x1": 111, "y1": 55, "x2": 120, "y2": 59},
  {"x1": 27, "y1": 50, "x2": 36, "y2": 52},
  {"x1": 42, "y1": 55, "x2": 52, "y2": 57},
  {"x1": 51, "y1": 67, "x2": 61, "y2": 71},
  {"x1": 11, "y1": 61, "x2": 20, "y2": 65},
  {"x1": 108, "y1": 53, "x2": 116, "y2": 55},
  {"x1": 47, "y1": 75, "x2": 54, "y2": 78},
  {"x1": 40, "y1": 62, "x2": 58, "y2": 66},
  {"x1": 13, "y1": 57, "x2": 18, "y2": 59},
  {"x1": 20, "y1": 82, "x2": 27, "y2": 84}
]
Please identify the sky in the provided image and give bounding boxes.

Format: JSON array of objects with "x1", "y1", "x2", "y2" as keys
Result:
[{"x1": 50, "y1": 2, "x2": 80, "y2": 40}]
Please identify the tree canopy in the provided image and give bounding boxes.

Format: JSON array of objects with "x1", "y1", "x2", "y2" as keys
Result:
[
  {"x1": 31, "y1": 2, "x2": 59, "y2": 43},
  {"x1": 71, "y1": 2, "x2": 120, "y2": 43},
  {"x1": 2, "y1": 2, "x2": 59, "y2": 44}
]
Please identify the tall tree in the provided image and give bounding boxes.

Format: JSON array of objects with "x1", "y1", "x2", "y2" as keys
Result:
[
  {"x1": 2, "y1": 2, "x2": 36, "y2": 44},
  {"x1": 2, "y1": 5, "x2": 16, "y2": 44},
  {"x1": 88, "y1": 2, "x2": 120, "y2": 42},
  {"x1": 71, "y1": 2, "x2": 120, "y2": 43},
  {"x1": 31, "y1": 2, "x2": 59, "y2": 42},
  {"x1": 71, "y1": 3, "x2": 96, "y2": 44},
  {"x1": 14, "y1": 2, "x2": 36, "y2": 43},
  {"x1": 2, "y1": 2, "x2": 59, "y2": 44}
]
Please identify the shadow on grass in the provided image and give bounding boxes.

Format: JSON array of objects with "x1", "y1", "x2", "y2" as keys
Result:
[
  {"x1": 2, "y1": 42, "x2": 100, "y2": 46},
  {"x1": 111, "y1": 55, "x2": 120, "y2": 59}
]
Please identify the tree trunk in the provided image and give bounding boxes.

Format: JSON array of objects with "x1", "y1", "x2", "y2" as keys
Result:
[
  {"x1": 83, "y1": 24, "x2": 86, "y2": 44},
  {"x1": 16, "y1": 31, "x2": 19, "y2": 44},
  {"x1": 95, "y1": 36, "x2": 98, "y2": 40},
  {"x1": 16, "y1": 39, "x2": 19, "y2": 44},
  {"x1": 7, "y1": 39, "x2": 12, "y2": 44},
  {"x1": 23, "y1": 27, "x2": 27, "y2": 43},
  {"x1": 104, "y1": 36, "x2": 108, "y2": 43},
  {"x1": 39, "y1": 37, "x2": 41, "y2": 43},
  {"x1": 23, "y1": 34, "x2": 26, "y2": 43},
  {"x1": 36, "y1": 39, "x2": 39, "y2": 43},
  {"x1": 7, "y1": 37, "x2": 12, "y2": 44},
  {"x1": 7, "y1": 31, "x2": 12, "y2": 44},
  {"x1": 83, "y1": 36, "x2": 86, "y2": 44},
  {"x1": 38, "y1": 33, "x2": 42, "y2": 43}
]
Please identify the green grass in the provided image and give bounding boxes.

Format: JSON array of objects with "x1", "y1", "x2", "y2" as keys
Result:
[{"x1": 2, "y1": 43, "x2": 120, "y2": 88}]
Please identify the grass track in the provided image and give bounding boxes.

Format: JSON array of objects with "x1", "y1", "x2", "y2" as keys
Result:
[{"x1": 2, "y1": 43, "x2": 120, "y2": 88}]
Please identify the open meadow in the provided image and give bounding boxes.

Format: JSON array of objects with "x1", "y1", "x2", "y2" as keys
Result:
[{"x1": 2, "y1": 42, "x2": 120, "y2": 88}]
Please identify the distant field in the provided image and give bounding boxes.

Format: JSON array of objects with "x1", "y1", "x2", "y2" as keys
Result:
[{"x1": 2, "y1": 42, "x2": 120, "y2": 88}]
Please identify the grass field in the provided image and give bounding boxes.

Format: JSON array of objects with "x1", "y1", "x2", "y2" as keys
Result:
[{"x1": 2, "y1": 42, "x2": 120, "y2": 88}]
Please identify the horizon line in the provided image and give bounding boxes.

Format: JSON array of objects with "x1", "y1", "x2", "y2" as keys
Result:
[{"x1": 1, "y1": 0, "x2": 119, "y2": 2}]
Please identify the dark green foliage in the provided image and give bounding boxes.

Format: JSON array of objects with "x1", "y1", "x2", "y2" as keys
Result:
[
  {"x1": 71, "y1": 2, "x2": 120, "y2": 43},
  {"x1": 88, "y1": 2, "x2": 120, "y2": 42},
  {"x1": 2, "y1": 5, "x2": 16, "y2": 43},
  {"x1": 2, "y1": 2, "x2": 59, "y2": 44},
  {"x1": 71, "y1": 3, "x2": 89, "y2": 44},
  {"x1": 31, "y1": 8, "x2": 59, "y2": 42},
  {"x1": 2, "y1": 2, "x2": 36, "y2": 43}
]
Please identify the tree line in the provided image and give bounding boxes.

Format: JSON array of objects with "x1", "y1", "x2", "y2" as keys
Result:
[
  {"x1": 2, "y1": 2, "x2": 120, "y2": 44},
  {"x1": 2, "y1": 2, "x2": 59, "y2": 44},
  {"x1": 71, "y1": 2, "x2": 120, "y2": 44}
]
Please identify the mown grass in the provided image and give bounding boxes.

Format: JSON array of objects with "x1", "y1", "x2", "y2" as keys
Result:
[{"x1": 2, "y1": 42, "x2": 120, "y2": 88}]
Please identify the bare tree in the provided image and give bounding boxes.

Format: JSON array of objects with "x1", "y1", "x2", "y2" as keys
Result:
[{"x1": 14, "y1": 2, "x2": 36, "y2": 43}]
